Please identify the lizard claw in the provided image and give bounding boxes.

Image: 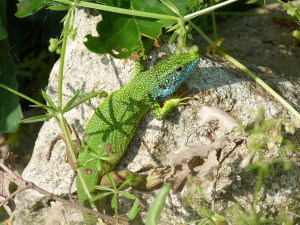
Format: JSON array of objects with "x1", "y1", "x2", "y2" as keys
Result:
[
  {"x1": 179, "y1": 96, "x2": 195, "y2": 101},
  {"x1": 171, "y1": 88, "x2": 196, "y2": 104},
  {"x1": 178, "y1": 102, "x2": 189, "y2": 106}
]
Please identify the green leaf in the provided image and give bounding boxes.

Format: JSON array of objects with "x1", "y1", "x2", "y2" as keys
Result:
[
  {"x1": 0, "y1": 3, "x2": 22, "y2": 133},
  {"x1": 48, "y1": 5, "x2": 70, "y2": 11},
  {"x1": 20, "y1": 114, "x2": 56, "y2": 123},
  {"x1": 111, "y1": 193, "x2": 118, "y2": 209},
  {"x1": 200, "y1": 208, "x2": 210, "y2": 217},
  {"x1": 0, "y1": 18, "x2": 7, "y2": 40},
  {"x1": 246, "y1": 0, "x2": 258, "y2": 4},
  {"x1": 212, "y1": 214, "x2": 226, "y2": 221},
  {"x1": 197, "y1": 218, "x2": 209, "y2": 225},
  {"x1": 41, "y1": 90, "x2": 57, "y2": 109},
  {"x1": 92, "y1": 192, "x2": 112, "y2": 201},
  {"x1": 15, "y1": 0, "x2": 50, "y2": 18},
  {"x1": 29, "y1": 104, "x2": 56, "y2": 112},
  {"x1": 98, "y1": 156, "x2": 113, "y2": 161},
  {"x1": 63, "y1": 89, "x2": 81, "y2": 111},
  {"x1": 146, "y1": 184, "x2": 170, "y2": 225},
  {"x1": 128, "y1": 198, "x2": 141, "y2": 221},
  {"x1": 84, "y1": 0, "x2": 192, "y2": 59},
  {"x1": 94, "y1": 185, "x2": 114, "y2": 192},
  {"x1": 63, "y1": 90, "x2": 100, "y2": 112},
  {"x1": 166, "y1": 23, "x2": 180, "y2": 32},
  {"x1": 156, "y1": 19, "x2": 178, "y2": 27},
  {"x1": 160, "y1": 0, "x2": 181, "y2": 16},
  {"x1": 105, "y1": 173, "x2": 117, "y2": 189},
  {"x1": 118, "y1": 179, "x2": 130, "y2": 190},
  {"x1": 48, "y1": 2, "x2": 70, "y2": 11},
  {"x1": 119, "y1": 191, "x2": 136, "y2": 200},
  {"x1": 168, "y1": 31, "x2": 178, "y2": 44}
]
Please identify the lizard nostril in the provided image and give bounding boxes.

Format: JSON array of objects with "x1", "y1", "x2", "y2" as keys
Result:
[{"x1": 176, "y1": 67, "x2": 184, "y2": 73}]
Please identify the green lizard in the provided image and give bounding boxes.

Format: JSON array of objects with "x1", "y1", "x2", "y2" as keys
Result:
[{"x1": 76, "y1": 51, "x2": 199, "y2": 224}]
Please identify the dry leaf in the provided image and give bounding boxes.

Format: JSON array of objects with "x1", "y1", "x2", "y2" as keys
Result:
[
  {"x1": 0, "y1": 135, "x2": 6, "y2": 145},
  {"x1": 167, "y1": 138, "x2": 228, "y2": 193},
  {"x1": 194, "y1": 150, "x2": 219, "y2": 189},
  {"x1": 171, "y1": 165, "x2": 192, "y2": 194},
  {"x1": 170, "y1": 138, "x2": 227, "y2": 166},
  {"x1": 0, "y1": 144, "x2": 10, "y2": 162},
  {"x1": 4, "y1": 219, "x2": 13, "y2": 225},
  {"x1": 198, "y1": 106, "x2": 238, "y2": 132},
  {"x1": 239, "y1": 155, "x2": 253, "y2": 169},
  {"x1": 170, "y1": 143, "x2": 209, "y2": 166},
  {"x1": 0, "y1": 139, "x2": 17, "y2": 216},
  {"x1": 44, "y1": 201, "x2": 66, "y2": 225}
]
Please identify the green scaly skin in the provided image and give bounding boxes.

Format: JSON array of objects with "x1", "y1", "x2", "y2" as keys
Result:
[{"x1": 76, "y1": 53, "x2": 199, "y2": 224}]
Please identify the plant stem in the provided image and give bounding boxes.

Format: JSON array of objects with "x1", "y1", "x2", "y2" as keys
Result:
[
  {"x1": 0, "y1": 161, "x2": 126, "y2": 224},
  {"x1": 57, "y1": 114, "x2": 78, "y2": 163},
  {"x1": 211, "y1": 11, "x2": 217, "y2": 40},
  {"x1": 54, "y1": 0, "x2": 240, "y2": 25},
  {"x1": 56, "y1": 7, "x2": 103, "y2": 224},
  {"x1": 190, "y1": 22, "x2": 212, "y2": 44},
  {"x1": 57, "y1": 8, "x2": 72, "y2": 109},
  {"x1": 183, "y1": 0, "x2": 239, "y2": 21},
  {"x1": 57, "y1": 113, "x2": 103, "y2": 224},
  {"x1": 54, "y1": 0, "x2": 177, "y2": 20},
  {"x1": 215, "y1": 11, "x2": 295, "y2": 20},
  {"x1": 252, "y1": 167, "x2": 263, "y2": 209},
  {"x1": 219, "y1": 53, "x2": 300, "y2": 120},
  {"x1": 190, "y1": 22, "x2": 300, "y2": 120}
]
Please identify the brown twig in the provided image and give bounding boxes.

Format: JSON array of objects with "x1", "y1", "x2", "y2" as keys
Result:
[
  {"x1": 219, "y1": 139, "x2": 244, "y2": 166},
  {"x1": 211, "y1": 139, "x2": 244, "y2": 211},
  {"x1": 211, "y1": 168, "x2": 218, "y2": 212},
  {"x1": 0, "y1": 185, "x2": 30, "y2": 208},
  {"x1": 0, "y1": 161, "x2": 129, "y2": 225},
  {"x1": 68, "y1": 171, "x2": 77, "y2": 202},
  {"x1": 0, "y1": 161, "x2": 23, "y2": 186}
]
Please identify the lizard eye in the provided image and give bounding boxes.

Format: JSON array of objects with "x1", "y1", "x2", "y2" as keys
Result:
[
  {"x1": 176, "y1": 66, "x2": 184, "y2": 73},
  {"x1": 159, "y1": 84, "x2": 166, "y2": 89}
]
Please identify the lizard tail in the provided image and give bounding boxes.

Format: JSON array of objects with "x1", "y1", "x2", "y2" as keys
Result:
[{"x1": 76, "y1": 177, "x2": 98, "y2": 225}]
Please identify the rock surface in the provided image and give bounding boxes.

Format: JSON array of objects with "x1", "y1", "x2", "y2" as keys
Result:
[{"x1": 14, "y1": 4, "x2": 300, "y2": 225}]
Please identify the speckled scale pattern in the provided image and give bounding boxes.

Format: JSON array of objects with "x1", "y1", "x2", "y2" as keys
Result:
[{"x1": 76, "y1": 53, "x2": 199, "y2": 224}]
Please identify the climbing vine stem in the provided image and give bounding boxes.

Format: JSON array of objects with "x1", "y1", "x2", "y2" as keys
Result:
[{"x1": 55, "y1": 7, "x2": 104, "y2": 224}]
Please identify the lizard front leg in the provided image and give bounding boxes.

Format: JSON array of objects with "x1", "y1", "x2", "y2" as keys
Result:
[{"x1": 150, "y1": 91, "x2": 194, "y2": 120}]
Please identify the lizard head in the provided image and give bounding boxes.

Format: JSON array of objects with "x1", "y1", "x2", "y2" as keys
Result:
[{"x1": 149, "y1": 53, "x2": 199, "y2": 100}]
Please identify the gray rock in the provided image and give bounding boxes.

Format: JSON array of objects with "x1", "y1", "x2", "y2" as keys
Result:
[{"x1": 14, "y1": 4, "x2": 300, "y2": 225}]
